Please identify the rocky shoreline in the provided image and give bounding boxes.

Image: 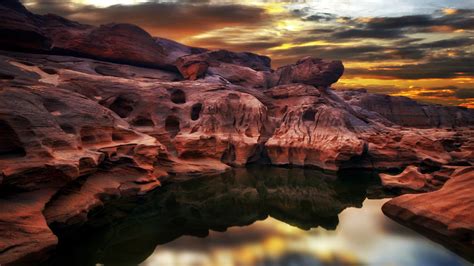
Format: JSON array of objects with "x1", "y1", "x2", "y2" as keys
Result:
[{"x1": 0, "y1": 0, "x2": 473, "y2": 264}]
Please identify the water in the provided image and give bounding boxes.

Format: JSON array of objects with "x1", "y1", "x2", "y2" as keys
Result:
[{"x1": 48, "y1": 166, "x2": 469, "y2": 266}]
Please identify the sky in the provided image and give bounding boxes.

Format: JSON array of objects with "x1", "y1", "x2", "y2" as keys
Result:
[{"x1": 21, "y1": 0, "x2": 474, "y2": 107}]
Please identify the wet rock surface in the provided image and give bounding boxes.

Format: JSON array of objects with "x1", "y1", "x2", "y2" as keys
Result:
[{"x1": 0, "y1": 1, "x2": 473, "y2": 264}]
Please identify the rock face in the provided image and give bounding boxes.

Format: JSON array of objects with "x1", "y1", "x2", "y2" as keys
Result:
[
  {"x1": 382, "y1": 167, "x2": 474, "y2": 262},
  {"x1": 0, "y1": 1, "x2": 473, "y2": 264}
]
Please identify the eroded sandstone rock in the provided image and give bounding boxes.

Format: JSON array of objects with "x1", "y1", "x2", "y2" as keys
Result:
[
  {"x1": 0, "y1": 1, "x2": 473, "y2": 264},
  {"x1": 382, "y1": 167, "x2": 474, "y2": 262}
]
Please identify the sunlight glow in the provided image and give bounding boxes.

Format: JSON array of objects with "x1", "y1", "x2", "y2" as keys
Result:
[{"x1": 71, "y1": 0, "x2": 148, "y2": 8}]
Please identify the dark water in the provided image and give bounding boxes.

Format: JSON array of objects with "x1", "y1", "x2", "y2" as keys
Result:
[{"x1": 47, "y1": 166, "x2": 469, "y2": 266}]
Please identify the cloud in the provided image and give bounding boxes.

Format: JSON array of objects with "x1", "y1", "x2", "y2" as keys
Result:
[
  {"x1": 347, "y1": 55, "x2": 474, "y2": 79},
  {"x1": 331, "y1": 29, "x2": 405, "y2": 39},
  {"x1": 455, "y1": 88, "x2": 474, "y2": 99},
  {"x1": 26, "y1": 1, "x2": 270, "y2": 40},
  {"x1": 303, "y1": 12, "x2": 337, "y2": 22},
  {"x1": 366, "y1": 15, "x2": 435, "y2": 29}
]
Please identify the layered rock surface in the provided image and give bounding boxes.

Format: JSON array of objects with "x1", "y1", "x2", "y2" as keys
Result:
[
  {"x1": 0, "y1": 1, "x2": 473, "y2": 264},
  {"x1": 383, "y1": 167, "x2": 474, "y2": 262}
]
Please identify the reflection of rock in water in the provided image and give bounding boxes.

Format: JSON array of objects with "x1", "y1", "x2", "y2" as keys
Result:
[{"x1": 46, "y1": 167, "x2": 377, "y2": 265}]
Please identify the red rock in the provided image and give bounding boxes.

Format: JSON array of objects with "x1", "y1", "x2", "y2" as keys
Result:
[
  {"x1": 45, "y1": 22, "x2": 172, "y2": 69},
  {"x1": 0, "y1": 2, "x2": 473, "y2": 263},
  {"x1": 0, "y1": 190, "x2": 58, "y2": 264},
  {"x1": 175, "y1": 58, "x2": 209, "y2": 80},
  {"x1": 275, "y1": 57, "x2": 344, "y2": 87},
  {"x1": 176, "y1": 49, "x2": 273, "y2": 88},
  {"x1": 0, "y1": 4, "x2": 51, "y2": 52},
  {"x1": 382, "y1": 167, "x2": 474, "y2": 262},
  {"x1": 178, "y1": 49, "x2": 271, "y2": 72},
  {"x1": 380, "y1": 165, "x2": 433, "y2": 192}
]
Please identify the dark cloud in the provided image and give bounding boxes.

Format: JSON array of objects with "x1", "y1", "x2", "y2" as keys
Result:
[
  {"x1": 366, "y1": 15, "x2": 434, "y2": 30},
  {"x1": 304, "y1": 13, "x2": 337, "y2": 22},
  {"x1": 455, "y1": 88, "x2": 474, "y2": 99},
  {"x1": 363, "y1": 10, "x2": 474, "y2": 32},
  {"x1": 331, "y1": 29, "x2": 404, "y2": 39},
  {"x1": 416, "y1": 38, "x2": 474, "y2": 49},
  {"x1": 347, "y1": 55, "x2": 474, "y2": 79},
  {"x1": 190, "y1": 37, "x2": 282, "y2": 52},
  {"x1": 25, "y1": 1, "x2": 269, "y2": 40},
  {"x1": 275, "y1": 45, "x2": 386, "y2": 61},
  {"x1": 418, "y1": 91, "x2": 455, "y2": 97}
]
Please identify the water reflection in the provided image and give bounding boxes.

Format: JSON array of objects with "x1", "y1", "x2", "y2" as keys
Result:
[{"x1": 47, "y1": 166, "x2": 468, "y2": 266}]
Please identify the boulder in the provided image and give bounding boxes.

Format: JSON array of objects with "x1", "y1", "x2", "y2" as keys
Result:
[{"x1": 275, "y1": 57, "x2": 344, "y2": 87}]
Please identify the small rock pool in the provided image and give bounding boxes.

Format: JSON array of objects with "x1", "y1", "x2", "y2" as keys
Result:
[{"x1": 48, "y1": 166, "x2": 470, "y2": 266}]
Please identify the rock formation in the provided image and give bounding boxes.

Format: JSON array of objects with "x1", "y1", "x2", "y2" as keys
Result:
[
  {"x1": 383, "y1": 167, "x2": 474, "y2": 262},
  {"x1": 337, "y1": 89, "x2": 474, "y2": 128},
  {"x1": 0, "y1": 1, "x2": 473, "y2": 264}
]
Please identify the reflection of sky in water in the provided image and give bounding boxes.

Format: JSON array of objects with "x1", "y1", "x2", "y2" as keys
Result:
[{"x1": 142, "y1": 199, "x2": 469, "y2": 266}]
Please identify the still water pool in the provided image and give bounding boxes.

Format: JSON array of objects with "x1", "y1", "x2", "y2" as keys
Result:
[{"x1": 48, "y1": 166, "x2": 469, "y2": 266}]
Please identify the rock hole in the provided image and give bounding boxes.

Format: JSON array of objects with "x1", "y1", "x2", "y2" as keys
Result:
[
  {"x1": 131, "y1": 116, "x2": 155, "y2": 127},
  {"x1": 170, "y1": 89, "x2": 186, "y2": 104},
  {"x1": 109, "y1": 96, "x2": 136, "y2": 118},
  {"x1": 0, "y1": 120, "x2": 26, "y2": 158},
  {"x1": 43, "y1": 98, "x2": 67, "y2": 113},
  {"x1": 0, "y1": 73, "x2": 14, "y2": 80},
  {"x1": 165, "y1": 116, "x2": 180, "y2": 138},
  {"x1": 40, "y1": 67, "x2": 57, "y2": 75},
  {"x1": 191, "y1": 103, "x2": 203, "y2": 121},
  {"x1": 60, "y1": 124, "x2": 75, "y2": 134},
  {"x1": 302, "y1": 109, "x2": 316, "y2": 122}
]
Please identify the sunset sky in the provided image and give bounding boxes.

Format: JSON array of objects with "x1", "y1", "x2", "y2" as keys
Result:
[{"x1": 21, "y1": 0, "x2": 474, "y2": 107}]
